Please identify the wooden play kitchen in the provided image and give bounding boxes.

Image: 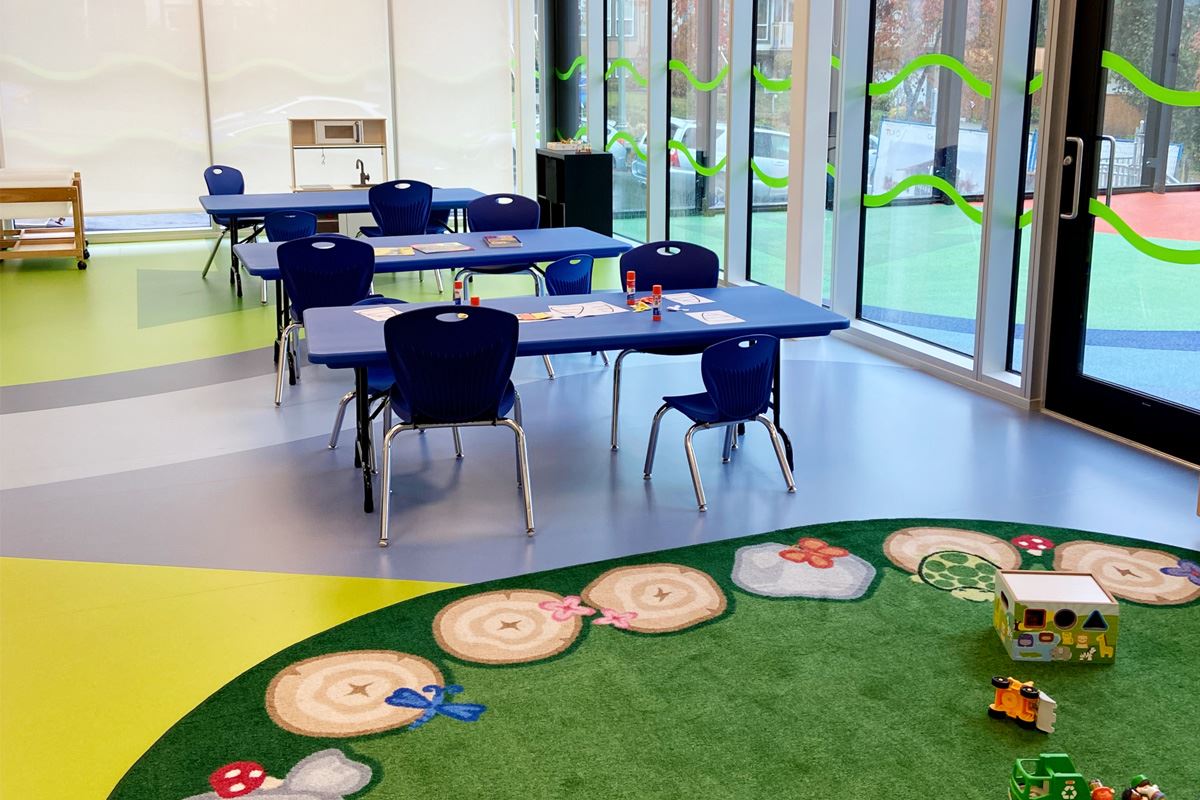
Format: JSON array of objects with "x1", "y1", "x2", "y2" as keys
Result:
[{"x1": 0, "y1": 169, "x2": 89, "y2": 270}]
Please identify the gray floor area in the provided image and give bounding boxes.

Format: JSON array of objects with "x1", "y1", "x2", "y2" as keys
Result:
[{"x1": 1, "y1": 336, "x2": 1196, "y2": 584}]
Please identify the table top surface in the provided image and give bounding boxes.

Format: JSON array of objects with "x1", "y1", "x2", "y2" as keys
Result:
[
  {"x1": 303, "y1": 285, "x2": 850, "y2": 367},
  {"x1": 199, "y1": 187, "x2": 484, "y2": 216},
  {"x1": 234, "y1": 227, "x2": 633, "y2": 279}
]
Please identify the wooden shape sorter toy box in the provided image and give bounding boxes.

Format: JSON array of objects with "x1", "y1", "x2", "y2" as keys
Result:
[{"x1": 993, "y1": 571, "x2": 1119, "y2": 664}]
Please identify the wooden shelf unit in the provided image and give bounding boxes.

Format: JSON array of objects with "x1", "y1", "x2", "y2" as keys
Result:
[{"x1": 0, "y1": 171, "x2": 88, "y2": 270}]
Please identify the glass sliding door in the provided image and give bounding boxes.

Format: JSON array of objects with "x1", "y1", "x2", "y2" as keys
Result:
[
  {"x1": 1046, "y1": 0, "x2": 1200, "y2": 462},
  {"x1": 664, "y1": 0, "x2": 730, "y2": 260},
  {"x1": 607, "y1": 0, "x2": 650, "y2": 241},
  {"x1": 859, "y1": 0, "x2": 999, "y2": 356}
]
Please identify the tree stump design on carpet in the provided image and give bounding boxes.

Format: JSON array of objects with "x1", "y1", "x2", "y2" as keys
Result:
[
  {"x1": 581, "y1": 564, "x2": 726, "y2": 633},
  {"x1": 1053, "y1": 541, "x2": 1200, "y2": 605},
  {"x1": 730, "y1": 541, "x2": 877, "y2": 599},
  {"x1": 433, "y1": 590, "x2": 584, "y2": 665},
  {"x1": 265, "y1": 651, "x2": 443, "y2": 738},
  {"x1": 883, "y1": 527, "x2": 1022, "y2": 574}
]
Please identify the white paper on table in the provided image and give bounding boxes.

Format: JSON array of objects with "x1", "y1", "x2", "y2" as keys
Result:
[
  {"x1": 661, "y1": 292, "x2": 714, "y2": 306},
  {"x1": 354, "y1": 306, "x2": 403, "y2": 321},
  {"x1": 547, "y1": 301, "x2": 629, "y2": 318},
  {"x1": 686, "y1": 310, "x2": 744, "y2": 325}
]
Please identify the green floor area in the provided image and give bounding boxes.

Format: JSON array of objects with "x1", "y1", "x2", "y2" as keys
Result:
[
  {"x1": 0, "y1": 242, "x2": 622, "y2": 386},
  {"x1": 111, "y1": 519, "x2": 1199, "y2": 799}
]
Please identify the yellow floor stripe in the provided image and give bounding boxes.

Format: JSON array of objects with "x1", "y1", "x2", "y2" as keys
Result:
[{"x1": 0, "y1": 557, "x2": 456, "y2": 798}]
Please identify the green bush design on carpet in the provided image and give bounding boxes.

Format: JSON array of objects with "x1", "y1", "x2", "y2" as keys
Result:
[{"x1": 110, "y1": 520, "x2": 1200, "y2": 800}]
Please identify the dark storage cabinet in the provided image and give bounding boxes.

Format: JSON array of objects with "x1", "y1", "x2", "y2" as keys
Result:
[{"x1": 535, "y1": 148, "x2": 613, "y2": 236}]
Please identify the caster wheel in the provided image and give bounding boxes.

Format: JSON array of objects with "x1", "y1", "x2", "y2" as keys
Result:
[
  {"x1": 83, "y1": 248, "x2": 91, "y2": 259},
  {"x1": 991, "y1": 676, "x2": 1011, "y2": 689},
  {"x1": 77, "y1": 260, "x2": 88, "y2": 270},
  {"x1": 1019, "y1": 685, "x2": 1040, "y2": 699}
]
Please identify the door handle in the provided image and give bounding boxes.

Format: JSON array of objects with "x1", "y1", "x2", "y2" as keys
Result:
[
  {"x1": 1061, "y1": 136, "x2": 1084, "y2": 220},
  {"x1": 1100, "y1": 134, "x2": 1117, "y2": 206}
]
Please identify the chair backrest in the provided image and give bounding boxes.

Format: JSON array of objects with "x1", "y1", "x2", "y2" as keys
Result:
[
  {"x1": 265, "y1": 211, "x2": 318, "y2": 242},
  {"x1": 700, "y1": 335, "x2": 778, "y2": 422},
  {"x1": 621, "y1": 240, "x2": 719, "y2": 291},
  {"x1": 543, "y1": 254, "x2": 595, "y2": 296},
  {"x1": 204, "y1": 165, "x2": 245, "y2": 196},
  {"x1": 277, "y1": 235, "x2": 375, "y2": 318},
  {"x1": 368, "y1": 180, "x2": 433, "y2": 236},
  {"x1": 383, "y1": 306, "x2": 519, "y2": 424},
  {"x1": 466, "y1": 193, "x2": 540, "y2": 232}
]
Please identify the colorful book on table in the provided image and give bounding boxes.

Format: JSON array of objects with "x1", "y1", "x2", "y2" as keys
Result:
[
  {"x1": 483, "y1": 234, "x2": 522, "y2": 248},
  {"x1": 413, "y1": 242, "x2": 473, "y2": 254},
  {"x1": 373, "y1": 246, "x2": 415, "y2": 257}
]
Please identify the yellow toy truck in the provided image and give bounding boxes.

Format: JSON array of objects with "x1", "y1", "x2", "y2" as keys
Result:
[{"x1": 990, "y1": 676, "x2": 1057, "y2": 734}]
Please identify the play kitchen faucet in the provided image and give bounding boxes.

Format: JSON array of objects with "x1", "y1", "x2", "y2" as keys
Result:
[{"x1": 355, "y1": 159, "x2": 370, "y2": 187}]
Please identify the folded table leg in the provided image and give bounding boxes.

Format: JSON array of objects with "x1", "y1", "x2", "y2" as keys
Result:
[{"x1": 354, "y1": 367, "x2": 375, "y2": 513}]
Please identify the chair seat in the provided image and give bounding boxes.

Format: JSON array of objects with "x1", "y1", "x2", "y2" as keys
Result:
[
  {"x1": 460, "y1": 263, "x2": 541, "y2": 276},
  {"x1": 213, "y1": 216, "x2": 264, "y2": 230},
  {"x1": 367, "y1": 366, "x2": 395, "y2": 393},
  {"x1": 358, "y1": 225, "x2": 383, "y2": 238},
  {"x1": 662, "y1": 392, "x2": 724, "y2": 424},
  {"x1": 389, "y1": 380, "x2": 516, "y2": 424},
  {"x1": 639, "y1": 344, "x2": 706, "y2": 357}
]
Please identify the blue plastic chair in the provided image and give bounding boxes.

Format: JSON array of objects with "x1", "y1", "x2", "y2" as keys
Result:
[
  {"x1": 359, "y1": 180, "x2": 443, "y2": 293},
  {"x1": 643, "y1": 335, "x2": 794, "y2": 510},
  {"x1": 377, "y1": 305, "x2": 533, "y2": 546},
  {"x1": 610, "y1": 240, "x2": 721, "y2": 450},
  {"x1": 265, "y1": 210, "x2": 318, "y2": 242},
  {"x1": 456, "y1": 193, "x2": 544, "y2": 301},
  {"x1": 202, "y1": 165, "x2": 264, "y2": 278},
  {"x1": 539, "y1": 254, "x2": 608, "y2": 377},
  {"x1": 274, "y1": 235, "x2": 375, "y2": 406}
]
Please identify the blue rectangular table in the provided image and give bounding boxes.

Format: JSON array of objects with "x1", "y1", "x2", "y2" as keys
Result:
[
  {"x1": 199, "y1": 187, "x2": 484, "y2": 296},
  {"x1": 236, "y1": 227, "x2": 633, "y2": 381},
  {"x1": 302, "y1": 286, "x2": 850, "y2": 512}
]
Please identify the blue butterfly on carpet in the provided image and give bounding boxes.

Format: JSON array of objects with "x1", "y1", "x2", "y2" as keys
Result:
[{"x1": 385, "y1": 684, "x2": 487, "y2": 730}]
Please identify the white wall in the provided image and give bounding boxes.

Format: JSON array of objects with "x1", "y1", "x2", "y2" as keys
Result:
[{"x1": 0, "y1": 0, "x2": 517, "y2": 213}]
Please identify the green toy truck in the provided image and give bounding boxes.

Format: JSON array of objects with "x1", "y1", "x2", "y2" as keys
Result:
[{"x1": 1010, "y1": 754, "x2": 1085, "y2": 800}]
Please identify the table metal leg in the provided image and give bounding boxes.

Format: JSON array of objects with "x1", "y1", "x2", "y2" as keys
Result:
[
  {"x1": 273, "y1": 279, "x2": 284, "y2": 364},
  {"x1": 229, "y1": 215, "x2": 243, "y2": 297},
  {"x1": 771, "y1": 348, "x2": 794, "y2": 470},
  {"x1": 354, "y1": 367, "x2": 374, "y2": 513}
]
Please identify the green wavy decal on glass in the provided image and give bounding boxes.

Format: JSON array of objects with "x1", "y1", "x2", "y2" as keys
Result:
[
  {"x1": 607, "y1": 131, "x2": 647, "y2": 162},
  {"x1": 1019, "y1": 208, "x2": 1034, "y2": 228},
  {"x1": 1089, "y1": 199, "x2": 1200, "y2": 265},
  {"x1": 555, "y1": 55, "x2": 587, "y2": 81},
  {"x1": 606, "y1": 58, "x2": 649, "y2": 87},
  {"x1": 831, "y1": 54, "x2": 842, "y2": 71},
  {"x1": 869, "y1": 53, "x2": 992, "y2": 98},
  {"x1": 1027, "y1": 73, "x2": 1044, "y2": 94},
  {"x1": 752, "y1": 66, "x2": 791, "y2": 92},
  {"x1": 863, "y1": 175, "x2": 984, "y2": 225},
  {"x1": 554, "y1": 125, "x2": 588, "y2": 142},
  {"x1": 749, "y1": 159, "x2": 789, "y2": 188},
  {"x1": 826, "y1": 162, "x2": 836, "y2": 179},
  {"x1": 669, "y1": 140, "x2": 726, "y2": 175},
  {"x1": 668, "y1": 60, "x2": 729, "y2": 91},
  {"x1": 1101, "y1": 51, "x2": 1200, "y2": 107}
]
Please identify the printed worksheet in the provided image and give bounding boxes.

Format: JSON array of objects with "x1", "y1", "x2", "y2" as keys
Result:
[
  {"x1": 685, "y1": 310, "x2": 744, "y2": 325},
  {"x1": 354, "y1": 306, "x2": 403, "y2": 321},
  {"x1": 662, "y1": 292, "x2": 714, "y2": 306},
  {"x1": 547, "y1": 301, "x2": 629, "y2": 318}
]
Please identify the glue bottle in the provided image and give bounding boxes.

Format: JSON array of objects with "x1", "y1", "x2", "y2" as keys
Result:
[
  {"x1": 453, "y1": 280, "x2": 464, "y2": 305},
  {"x1": 626, "y1": 270, "x2": 636, "y2": 306},
  {"x1": 651, "y1": 284, "x2": 662, "y2": 320}
]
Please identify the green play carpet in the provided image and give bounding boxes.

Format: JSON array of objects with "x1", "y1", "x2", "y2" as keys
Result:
[{"x1": 111, "y1": 519, "x2": 1200, "y2": 799}]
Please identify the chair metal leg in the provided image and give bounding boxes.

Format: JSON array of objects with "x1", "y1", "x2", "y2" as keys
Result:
[
  {"x1": 722, "y1": 425, "x2": 736, "y2": 463},
  {"x1": 452, "y1": 427, "x2": 463, "y2": 458},
  {"x1": 202, "y1": 230, "x2": 226, "y2": 278},
  {"x1": 433, "y1": 269, "x2": 444, "y2": 293},
  {"x1": 600, "y1": 351, "x2": 610, "y2": 366},
  {"x1": 610, "y1": 349, "x2": 635, "y2": 450},
  {"x1": 643, "y1": 403, "x2": 670, "y2": 478},
  {"x1": 329, "y1": 389, "x2": 356, "y2": 448},
  {"x1": 260, "y1": 279, "x2": 268, "y2": 305},
  {"x1": 418, "y1": 270, "x2": 424, "y2": 282},
  {"x1": 379, "y1": 422, "x2": 413, "y2": 547},
  {"x1": 274, "y1": 323, "x2": 301, "y2": 406},
  {"x1": 542, "y1": 355, "x2": 556, "y2": 379},
  {"x1": 684, "y1": 424, "x2": 707, "y2": 511},
  {"x1": 756, "y1": 415, "x2": 797, "y2": 493},
  {"x1": 382, "y1": 399, "x2": 392, "y2": 433},
  {"x1": 500, "y1": 419, "x2": 535, "y2": 534}
]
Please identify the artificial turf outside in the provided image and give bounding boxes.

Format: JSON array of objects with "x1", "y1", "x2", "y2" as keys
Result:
[{"x1": 111, "y1": 519, "x2": 1199, "y2": 800}]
